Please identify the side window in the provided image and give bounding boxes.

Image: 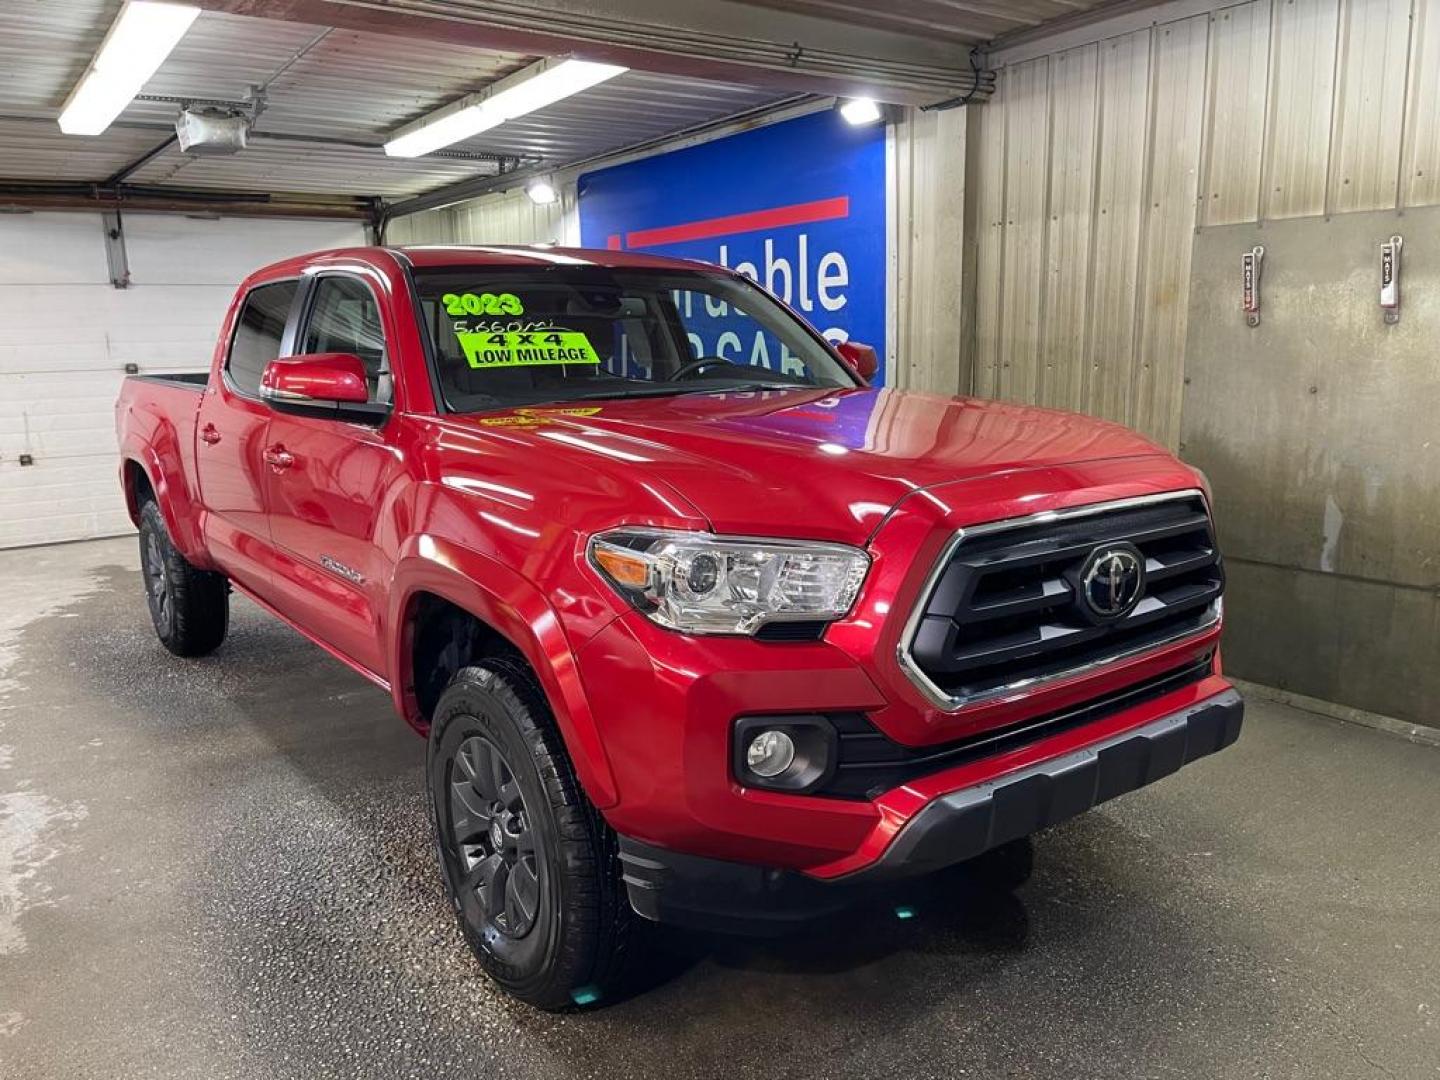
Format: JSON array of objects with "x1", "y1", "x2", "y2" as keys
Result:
[
  {"x1": 301, "y1": 276, "x2": 391, "y2": 404},
  {"x1": 227, "y1": 280, "x2": 299, "y2": 396}
]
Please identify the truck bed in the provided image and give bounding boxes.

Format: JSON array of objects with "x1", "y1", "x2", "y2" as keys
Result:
[
  {"x1": 115, "y1": 373, "x2": 210, "y2": 519},
  {"x1": 129, "y1": 372, "x2": 209, "y2": 389}
]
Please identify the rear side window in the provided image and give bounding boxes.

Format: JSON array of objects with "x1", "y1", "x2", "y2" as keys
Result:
[{"x1": 227, "y1": 280, "x2": 298, "y2": 395}]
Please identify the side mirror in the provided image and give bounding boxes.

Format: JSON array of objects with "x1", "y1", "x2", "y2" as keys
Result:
[
  {"x1": 836, "y1": 341, "x2": 879, "y2": 384},
  {"x1": 260, "y1": 353, "x2": 386, "y2": 424}
]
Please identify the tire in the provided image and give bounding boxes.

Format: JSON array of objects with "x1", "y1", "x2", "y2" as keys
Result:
[
  {"x1": 427, "y1": 658, "x2": 634, "y2": 1010},
  {"x1": 137, "y1": 498, "x2": 229, "y2": 657}
]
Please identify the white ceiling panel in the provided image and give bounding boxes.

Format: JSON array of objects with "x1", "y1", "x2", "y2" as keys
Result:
[
  {"x1": 0, "y1": 117, "x2": 164, "y2": 183},
  {"x1": 738, "y1": 0, "x2": 1135, "y2": 44},
  {"x1": 0, "y1": 3, "x2": 797, "y2": 202},
  {"x1": 0, "y1": 0, "x2": 1125, "y2": 203}
]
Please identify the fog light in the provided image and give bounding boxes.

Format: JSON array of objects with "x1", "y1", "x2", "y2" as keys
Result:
[
  {"x1": 745, "y1": 730, "x2": 795, "y2": 778},
  {"x1": 733, "y1": 715, "x2": 837, "y2": 793}
]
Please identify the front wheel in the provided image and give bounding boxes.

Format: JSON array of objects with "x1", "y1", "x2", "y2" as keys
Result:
[
  {"x1": 426, "y1": 659, "x2": 635, "y2": 1010},
  {"x1": 137, "y1": 499, "x2": 228, "y2": 657}
]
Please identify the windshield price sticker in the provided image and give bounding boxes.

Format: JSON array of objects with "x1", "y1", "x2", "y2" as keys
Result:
[{"x1": 457, "y1": 328, "x2": 602, "y2": 369}]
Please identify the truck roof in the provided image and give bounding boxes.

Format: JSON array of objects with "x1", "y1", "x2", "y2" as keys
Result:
[
  {"x1": 396, "y1": 244, "x2": 711, "y2": 272},
  {"x1": 244, "y1": 245, "x2": 720, "y2": 285}
]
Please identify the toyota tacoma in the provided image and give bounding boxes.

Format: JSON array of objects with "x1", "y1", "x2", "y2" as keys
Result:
[{"x1": 115, "y1": 245, "x2": 1241, "y2": 1009}]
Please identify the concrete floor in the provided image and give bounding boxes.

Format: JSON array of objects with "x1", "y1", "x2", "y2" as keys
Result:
[{"x1": 1, "y1": 538, "x2": 1436, "y2": 1080}]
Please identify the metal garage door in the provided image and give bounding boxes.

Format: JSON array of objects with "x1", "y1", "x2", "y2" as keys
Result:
[{"x1": 0, "y1": 212, "x2": 364, "y2": 549}]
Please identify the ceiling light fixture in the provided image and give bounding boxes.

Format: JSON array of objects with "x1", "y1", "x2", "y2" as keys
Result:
[
  {"x1": 525, "y1": 179, "x2": 559, "y2": 205},
  {"x1": 385, "y1": 57, "x2": 628, "y2": 158},
  {"x1": 58, "y1": 1, "x2": 201, "y2": 136},
  {"x1": 839, "y1": 97, "x2": 883, "y2": 126}
]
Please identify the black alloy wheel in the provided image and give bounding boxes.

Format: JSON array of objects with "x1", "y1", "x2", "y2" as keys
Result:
[
  {"x1": 427, "y1": 660, "x2": 636, "y2": 1010},
  {"x1": 135, "y1": 498, "x2": 228, "y2": 657},
  {"x1": 447, "y1": 735, "x2": 542, "y2": 938},
  {"x1": 141, "y1": 527, "x2": 173, "y2": 633}
]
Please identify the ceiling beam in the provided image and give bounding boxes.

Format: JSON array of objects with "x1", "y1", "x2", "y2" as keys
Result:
[
  {"x1": 984, "y1": 0, "x2": 1206, "y2": 66},
  {"x1": 195, "y1": 0, "x2": 985, "y2": 106},
  {"x1": 0, "y1": 185, "x2": 373, "y2": 219},
  {"x1": 733, "y1": 0, "x2": 1053, "y2": 43}
]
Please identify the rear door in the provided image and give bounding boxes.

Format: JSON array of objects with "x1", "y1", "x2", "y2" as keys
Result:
[
  {"x1": 195, "y1": 278, "x2": 299, "y2": 596},
  {"x1": 262, "y1": 271, "x2": 402, "y2": 680}
]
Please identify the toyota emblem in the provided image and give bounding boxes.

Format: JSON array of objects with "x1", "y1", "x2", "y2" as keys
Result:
[{"x1": 1078, "y1": 544, "x2": 1145, "y2": 621}]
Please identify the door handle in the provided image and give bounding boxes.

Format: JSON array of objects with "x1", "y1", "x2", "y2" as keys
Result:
[
  {"x1": 263, "y1": 445, "x2": 295, "y2": 471},
  {"x1": 200, "y1": 423, "x2": 221, "y2": 445}
]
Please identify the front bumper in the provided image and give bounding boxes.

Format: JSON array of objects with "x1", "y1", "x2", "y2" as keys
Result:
[{"x1": 618, "y1": 688, "x2": 1243, "y2": 933}]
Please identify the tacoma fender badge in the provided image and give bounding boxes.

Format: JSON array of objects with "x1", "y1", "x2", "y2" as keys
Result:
[{"x1": 319, "y1": 555, "x2": 364, "y2": 585}]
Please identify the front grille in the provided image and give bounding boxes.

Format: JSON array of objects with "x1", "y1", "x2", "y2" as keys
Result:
[{"x1": 902, "y1": 491, "x2": 1223, "y2": 707}]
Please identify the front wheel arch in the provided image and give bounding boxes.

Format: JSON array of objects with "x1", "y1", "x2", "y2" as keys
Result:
[{"x1": 391, "y1": 555, "x2": 619, "y2": 810}]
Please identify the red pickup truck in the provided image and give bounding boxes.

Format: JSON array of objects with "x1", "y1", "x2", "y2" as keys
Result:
[{"x1": 115, "y1": 245, "x2": 1240, "y2": 1008}]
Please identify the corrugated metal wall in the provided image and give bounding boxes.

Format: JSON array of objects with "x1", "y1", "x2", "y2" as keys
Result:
[
  {"x1": 386, "y1": 184, "x2": 580, "y2": 247},
  {"x1": 973, "y1": 0, "x2": 1440, "y2": 448},
  {"x1": 891, "y1": 106, "x2": 971, "y2": 395}
]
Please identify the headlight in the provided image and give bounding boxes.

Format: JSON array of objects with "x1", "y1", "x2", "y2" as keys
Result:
[{"x1": 588, "y1": 528, "x2": 870, "y2": 635}]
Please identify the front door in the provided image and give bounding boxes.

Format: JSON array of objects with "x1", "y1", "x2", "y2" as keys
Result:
[
  {"x1": 194, "y1": 278, "x2": 298, "y2": 598},
  {"x1": 263, "y1": 273, "x2": 400, "y2": 680}
]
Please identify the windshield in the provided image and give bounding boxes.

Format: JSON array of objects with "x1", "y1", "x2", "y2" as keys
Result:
[{"x1": 411, "y1": 265, "x2": 857, "y2": 412}]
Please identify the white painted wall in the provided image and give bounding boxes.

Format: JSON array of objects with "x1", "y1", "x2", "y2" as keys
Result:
[{"x1": 0, "y1": 212, "x2": 365, "y2": 549}]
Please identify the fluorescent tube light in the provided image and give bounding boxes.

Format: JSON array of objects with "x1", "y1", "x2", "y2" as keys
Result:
[
  {"x1": 839, "y1": 98, "x2": 883, "y2": 126},
  {"x1": 384, "y1": 108, "x2": 505, "y2": 160},
  {"x1": 58, "y1": 1, "x2": 200, "y2": 136},
  {"x1": 525, "y1": 179, "x2": 559, "y2": 205},
  {"x1": 385, "y1": 57, "x2": 627, "y2": 158}
]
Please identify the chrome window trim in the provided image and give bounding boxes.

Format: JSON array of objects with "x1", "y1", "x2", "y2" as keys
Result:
[
  {"x1": 895, "y1": 489, "x2": 1221, "y2": 713},
  {"x1": 223, "y1": 276, "x2": 303, "y2": 403},
  {"x1": 258, "y1": 383, "x2": 310, "y2": 403}
]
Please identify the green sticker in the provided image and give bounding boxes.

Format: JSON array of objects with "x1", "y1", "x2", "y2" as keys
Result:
[
  {"x1": 458, "y1": 329, "x2": 601, "y2": 369},
  {"x1": 442, "y1": 292, "x2": 524, "y2": 317}
]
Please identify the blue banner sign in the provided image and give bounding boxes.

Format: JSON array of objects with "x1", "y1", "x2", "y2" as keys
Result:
[{"x1": 578, "y1": 110, "x2": 888, "y2": 384}]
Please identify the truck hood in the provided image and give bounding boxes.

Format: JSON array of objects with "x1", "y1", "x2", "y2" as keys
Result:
[{"x1": 445, "y1": 387, "x2": 1168, "y2": 544}]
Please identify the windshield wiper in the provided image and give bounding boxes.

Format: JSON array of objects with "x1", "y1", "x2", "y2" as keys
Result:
[
  {"x1": 531, "y1": 384, "x2": 717, "y2": 404},
  {"x1": 468, "y1": 380, "x2": 817, "y2": 411},
  {"x1": 720, "y1": 381, "x2": 810, "y2": 391}
]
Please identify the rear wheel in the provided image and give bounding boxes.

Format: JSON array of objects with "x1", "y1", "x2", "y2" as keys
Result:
[
  {"x1": 427, "y1": 658, "x2": 634, "y2": 1010},
  {"x1": 137, "y1": 499, "x2": 228, "y2": 657}
]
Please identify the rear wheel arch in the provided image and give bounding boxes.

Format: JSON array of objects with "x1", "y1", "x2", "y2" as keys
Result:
[
  {"x1": 121, "y1": 453, "x2": 209, "y2": 564},
  {"x1": 123, "y1": 458, "x2": 156, "y2": 518}
]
